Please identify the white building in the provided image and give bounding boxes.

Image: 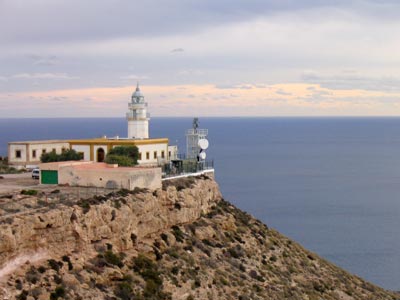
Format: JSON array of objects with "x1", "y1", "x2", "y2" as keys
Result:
[
  {"x1": 8, "y1": 140, "x2": 70, "y2": 168},
  {"x1": 8, "y1": 85, "x2": 178, "y2": 168}
]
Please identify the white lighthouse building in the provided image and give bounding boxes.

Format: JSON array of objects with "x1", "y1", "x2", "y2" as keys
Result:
[{"x1": 126, "y1": 83, "x2": 150, "y2": 139}]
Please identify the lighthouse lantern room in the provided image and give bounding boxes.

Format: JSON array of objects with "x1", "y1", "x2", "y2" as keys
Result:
[{"x1": 126, "y1": 83, "x2": 150, "y2": 139}]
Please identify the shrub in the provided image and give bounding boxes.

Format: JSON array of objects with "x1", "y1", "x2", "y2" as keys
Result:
[
  {"x1": 15, "y1": 279, "x2": 23, "y2": 290},
  {"x1": 171, "y1": 266, "x2": 179, "y2": 275},
  {"x1": 171, "y1": 226, "x2": 184, "y2": 243},
  {"x1": 160, "y1": 233, "x2": 169, "y2": 245},
  {"x1": 41, "y1": 149, "x2": 82, "y2": 163},
  {"x1": 62, "y1": 255, "x2": 73, "y2": 270},
  {"x1": 105, "y1": 154, "x2": 134, "y2": 167},
  {"x1": 25, "y1": 267, "x2": 40, "y2": 284},
  {"x1": 54, "y1": 274, "x2": 63, "y2": 284},
  {"x1": 47, "y1": 259, "x2": 63, "y2": 272},
  {"x1": 132, "y1": 254, "x2": 162, "y2": 285},
  {"x1": 77, "y1": 199, "x2": 90, "y2": 214},
  {"x1": 50, "y1": 286, "x2": 65, "y2": 300},
  {"x1": 21, "y1": 189, "x2": 38, "y2": 196},
  {"x1": 104, "y1": 250, "x2": 124, "y2": 268},
  {"x1": 227, "y1": 245, "x2": 244, "y2": 259},
  {"x1": 130, "y1": 233, "x2": 137, "y2": 245},
  {"x1": 108, "y1": 146, "x2": 139, "y2": 164},
  {"x1": 16, "y1": 290, "x2": 28, "y2": 300},
  {"x1": 114, "y1": 282, "x2": 133, "y2": 300}
]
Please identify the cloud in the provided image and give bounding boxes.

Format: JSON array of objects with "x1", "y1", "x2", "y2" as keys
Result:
[
  {"x1": 0, "y1": 0, "x2": 354, "y2": 45},
  {"x1": 120, "y1": 74, "x2": 150, "y2": 80},
  {"x1": 171, "y1": 48, "x2": 184, "y2": 53},
  {"x1": 27, "y1": 54, "x2": 59, "y2": 66},
  {"x1": 11, "y1": 73, "x2": 78, "y2": 80},
  {"x1": 215, "y1": 84, "x2": 255, "y2": 90},
  {"x1": 275, "y1": 89, "x2": 292, "y2": 96},
  {"x1": 301, "y1": 71, "x2": 400, "y2": 92},
  {"x1": 3, "y1": 83, "x2": 400, "y2": 118}
]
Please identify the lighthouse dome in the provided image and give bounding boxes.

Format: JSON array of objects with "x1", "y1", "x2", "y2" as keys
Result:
[{"x1": 131, "y1": 83, "x2": 144, "y2": 103}]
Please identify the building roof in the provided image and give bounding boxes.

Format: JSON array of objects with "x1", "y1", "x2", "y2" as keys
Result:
[
  {"x1": 39, "y1": 161, "x2": 157, "y2": 172},
  {"x1": 8, "y1": 140, "x2": 69, "y2": 145},
  {"x1": 131, "y1": 83, "x2": 145, "y2": 103},
  {"x1": 68, "y1": 137, "x2": 168, "y2": 145}
]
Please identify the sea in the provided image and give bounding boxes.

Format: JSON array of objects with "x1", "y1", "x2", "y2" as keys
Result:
[{"x1": 1, "y1": 117, "x2": 400, "y2": 291}]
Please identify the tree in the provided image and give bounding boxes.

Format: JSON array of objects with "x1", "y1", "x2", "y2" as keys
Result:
[
  {"x1": 105, "y1": 146, "x2": 139, "y2": 166},
  {"x1": 40, "y1": 149, "x2": 82, "y2": 163},
  {"x1": 105, "y1": 154, "x2": 134, "y2": 167}
]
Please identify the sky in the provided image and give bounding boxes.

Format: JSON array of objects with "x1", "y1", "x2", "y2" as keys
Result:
[{"x1": 1, "y1": 0, "x2": 400, "y2": 117}]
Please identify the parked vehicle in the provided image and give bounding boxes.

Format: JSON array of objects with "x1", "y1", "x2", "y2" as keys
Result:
[{"x1": 32, "y1": 168, "x2": 40, "y2": 179}]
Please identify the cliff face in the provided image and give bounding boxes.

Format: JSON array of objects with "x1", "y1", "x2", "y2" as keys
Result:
[
  {"x1": 0, "y1": 176, "x2": 397, "y2": 300},
  {"x1": 0, "y1": 175, "x2": 221, "y2": 268}
]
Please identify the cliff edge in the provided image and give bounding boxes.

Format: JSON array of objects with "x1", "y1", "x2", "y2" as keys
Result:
[{"x1": 0, "y1": 175, "x2": 397, "y2": 300}]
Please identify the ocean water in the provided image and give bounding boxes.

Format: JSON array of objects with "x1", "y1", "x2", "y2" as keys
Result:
[{"x1": 1, "y1": 117, "x2": 400, "y2": 290}]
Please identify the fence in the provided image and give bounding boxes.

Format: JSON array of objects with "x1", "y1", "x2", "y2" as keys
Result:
[{"x1": 162, "y1": 159, "x2": 214, "y2": 178}]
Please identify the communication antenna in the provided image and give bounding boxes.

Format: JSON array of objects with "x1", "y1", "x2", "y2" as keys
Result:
[
  {"x1": 198, "y1": 139, "x2": 209, "y2": 150},
  {"x1": 193, "y1": 118, "x2": 199, "y2": 131},
  {"x1": 199, "y1": 152, "x2": 206, "y2": 160},
  {"x1": 186, "y1": 118, "x2": 209, "y2": 160}
]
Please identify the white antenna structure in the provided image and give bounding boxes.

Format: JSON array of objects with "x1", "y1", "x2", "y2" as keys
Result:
[{"x1": 186, "y1": 118, "x2": 209, "y2": 160}]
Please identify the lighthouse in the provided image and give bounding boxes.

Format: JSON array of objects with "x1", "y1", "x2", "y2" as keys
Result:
[{"x1": 126, "y1": 83, "x2": 150, "y2": 139}]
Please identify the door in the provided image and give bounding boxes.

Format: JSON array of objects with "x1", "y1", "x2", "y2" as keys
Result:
[
  {"x1": 41, "y1": 170, "x2": 58, "y2": 184},
  {"x1": 97, "y1": 148, "x2": 105, "y2": 162}
]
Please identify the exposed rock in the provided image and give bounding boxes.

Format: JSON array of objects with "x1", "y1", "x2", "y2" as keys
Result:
[{"x1": 0, "y1": 175, "x2": 398, "y2": 300}]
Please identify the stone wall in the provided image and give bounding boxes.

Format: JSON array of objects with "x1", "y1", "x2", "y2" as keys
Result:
[{"x1": 58, "y1": 165, "x2": 162, "y2": 190}]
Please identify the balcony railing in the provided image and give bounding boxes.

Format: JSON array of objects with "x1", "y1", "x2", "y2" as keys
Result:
[
  {"x1": 161, "y1": 158, "x2": 214, "y2": 178},
  {"x1": 186, "y1": 129, "x2": 208, "y2": 136},
  {"x1": 126, "y1": 112, "x2": 150, "y2": 120}
]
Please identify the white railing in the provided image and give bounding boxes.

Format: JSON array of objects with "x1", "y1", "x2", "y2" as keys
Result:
[{"x1": 186, "y1": 129, "x2": 208, "y2": 136}]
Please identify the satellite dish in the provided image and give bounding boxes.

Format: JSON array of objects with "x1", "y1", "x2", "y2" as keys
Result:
[
  {"x1": 199, "y1": 152, "x2": 206, "y2": 160},
  {"x1": 198, "y1": 139, "x2": 209, "y2": 150}
]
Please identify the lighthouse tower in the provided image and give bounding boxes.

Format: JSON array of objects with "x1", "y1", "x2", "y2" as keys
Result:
[{"x1": 126, "y1": 83, "x2": 150, "y2": 139}]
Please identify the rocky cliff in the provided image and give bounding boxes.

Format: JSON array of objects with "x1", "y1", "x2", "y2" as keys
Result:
[{"x1": 0, "y1": 175, "x2": 398, "y2": 300}]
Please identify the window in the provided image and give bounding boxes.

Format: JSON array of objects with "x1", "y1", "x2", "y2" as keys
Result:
[
  {"x1": 168, "y1": 151, "x2": 171, "y2": 158},
  {"x1": 161, "y1": 151, "x2": 165, "y2": 159},
  {"x1": 146, "y1": 152, "x2": 150, "y2": 160},
  {"x1": 32, "y1": 150, "x2": 36, "y2": 158},
  {"x1": 15, "y1": 150, "x2": 21, "y2": 158},
  {"x1": 154, "y1": 151, "x2": 157, "y2": 159},
  {"x1": 42, "y1": 149, "x2": 46, "y2": 154},
  {"x1": 138, "y1": 152, "x2": 142, "y2": 160},
  {"x1": 52, "y1": 148, "x2": 56, "y2": 153},
  {"x1": 78, "y1": 152, "x2": 84, "y2": 159},
  {"x1": 61, "y1": 148, "x2": 66, "y2": 153}
]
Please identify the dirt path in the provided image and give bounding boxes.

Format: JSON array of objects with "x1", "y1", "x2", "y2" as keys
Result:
[{"x1": 0, "y1": 173, "x2": 39, "y2": 194}]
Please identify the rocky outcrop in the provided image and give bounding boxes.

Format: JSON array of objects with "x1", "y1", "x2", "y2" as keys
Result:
[
  {"x1": 0, "y1": 175, "x2": 221, "y2": 271},
  {"x1": 0, "y1": 175, "x2": 398, "y2": 300}
]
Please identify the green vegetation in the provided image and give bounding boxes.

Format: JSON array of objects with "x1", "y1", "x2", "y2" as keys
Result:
[
  {"x1": 105, "y1": 146, "x2": 139, "y2": 166},
  {"x1": 20, "y1": 189, "x2": 38, "y2": 196},
  {"x1": 103, "y1": 250, "x2": 124, "y2": 268},
  {"x1": 62, "y1": 255, "x2": 73, "y2": 270},
  {"x1": 0, "y1": 159, "x2": 23, "y2": 174},
  {"x1": 40, "y1": 149, "x2": 82, "y2": 163},
  {"x1": 50, "y1": 286, "x2": 65, "y2": 300},
  {"x1": 47, "y1": 259, "x2": 63, "y2": 272},
  {"x1": 132, "y1": 254, "x2": 171, "y2": 300}
]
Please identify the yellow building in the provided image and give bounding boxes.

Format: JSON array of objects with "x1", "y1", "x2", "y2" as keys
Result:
[
  {"x1": 8, "y1": 85, "x2": 178, "y2": 168},
  {"x1": 69, "y1": 137, "x2": 177, "y2": 165}
]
